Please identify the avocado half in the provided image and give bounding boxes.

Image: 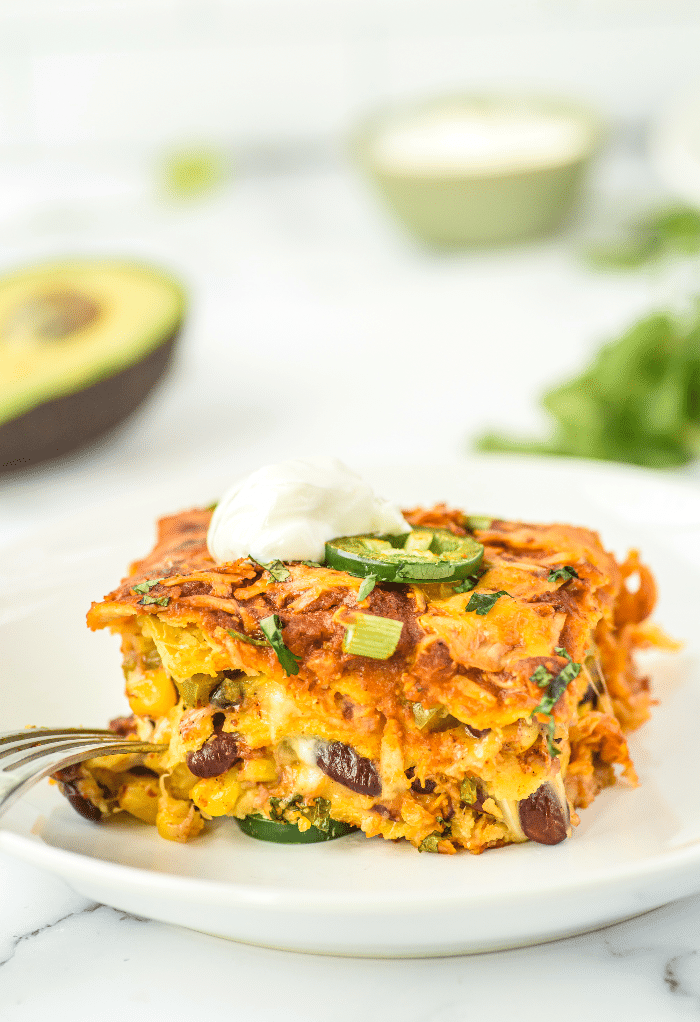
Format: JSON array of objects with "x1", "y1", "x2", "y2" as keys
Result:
[{"x1": 0, "y1": 260, "x2": 185, "y2": 472}]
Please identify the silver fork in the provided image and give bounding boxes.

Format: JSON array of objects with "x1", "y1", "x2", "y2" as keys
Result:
[{"x1": 0, "y1": 728, "x2": 165, "y2": 819}]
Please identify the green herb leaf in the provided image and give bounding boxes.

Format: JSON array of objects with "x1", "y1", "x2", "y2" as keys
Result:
[
  {"x1": 253, "y1": 558, "x2": 291, "y2": 582},
  {"x1": 227, "y1": 628, "x2": 269, "y2": 648},
  {"x1": 342, "y1": 613, "x2": 403, "y2": 659},
  {"x1": 132, "y1": 578, "x2": 162, "y2": 595},
  {"x1": 545, "y1": 717, "x2": 561, "y2": 758},
  {"x1": 259, "y1": 614, "x2": 302, "y2": 676},
  {"x1": 140, "y1": 594, "x2": 169, "y2": 607},
  {"x1": 452, "y1": 570, "x2": 485, "y2": 594},
  {"x1": 357, "y1": 575, "x2": 377, "y2": 600},
  {"x1": 530, "y1": 665, "x2": 554, "y2": 688},
  {"x1": 476, "y1": 307, "x2": 700, "y2": 469},
  {"x1": 465, "y1": 590, "x2": 509, "y2": 616},
  {"x1": 299, "y1": 560, "x2": 322, "y2": 567},
  {"x1": 533, "y1": 649, "x2": 581, "y2": 715},
  {"x1": 548, "y1": 565, "x2": 579, "y2": 584}
]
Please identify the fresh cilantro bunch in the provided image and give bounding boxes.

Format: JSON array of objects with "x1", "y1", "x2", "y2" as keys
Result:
[{"x1": 477, "y1": 309, "x2": 700, "y2": 468}]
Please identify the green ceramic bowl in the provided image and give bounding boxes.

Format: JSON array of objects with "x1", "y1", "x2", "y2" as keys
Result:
[{"x1": 355, "y1": 95, "x2": 602, "y2": 247}]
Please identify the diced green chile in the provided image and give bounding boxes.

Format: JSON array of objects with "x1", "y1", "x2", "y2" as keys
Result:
[
  {"x1": 210, "y1": 670, "x2": 246, "y2": 708},
  {"x1": 324, "y1": 528, "x2": 483, "y2": 585},
  {"x1": 174, "y1": 674, "x2": 219, "y2": 707},
  {"x1": 316, "y1": 741, "x2": 382, "y2": 797},
  {"x1": 237, "y1": 814, "x2": 355, "y2": 843}
]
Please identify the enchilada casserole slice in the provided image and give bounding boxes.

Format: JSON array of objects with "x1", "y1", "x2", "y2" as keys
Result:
[{"x1": 57, "y1": 503, "x2": 658, "y2": 853}]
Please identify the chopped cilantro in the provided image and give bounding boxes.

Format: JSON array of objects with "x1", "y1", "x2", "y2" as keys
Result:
[
  {"x1": 268, "y1": 793, "x2": 331, "y2": 831},
  {"x1": 132, "y1": 579, "x2": 162, "y2": 595},
  {"x1": 531, "y1": 646, "x2": 581, "y2": 757},
  {"x1": 299, "y1": 560, "x2": 322, "y2": 568},
  {"x1": 530, "y1": 665, "x2": 554, "y2": 687},
  {"x1": 453, "y1": 569, "x2": 485, "y2": 594},
  {"x1": 477, "y1": 307, "x2": 700, "y2": 469},
  {"x1": 357, "y1": 575, "x2": 377, "y2": 600},
  {"x1": 260, "y1": 614, "x2": 302, "y2": 676},
  {"x1": 140, "y1": 594, "x2": 169, "y2": 607},
  {"x1": 253, "y1": 558, "x2": 291, "y2": 582},
  {"x1": 465, "y1": 590, "x2": 509, "y2": 615},
  {"x1": 545, "y1": 718, "x2": 561, "y2": 758},
  {"x1": 227, "y1": 627, "x2": 269, "y2": 648},
  {"x1": 548, "y1": 565, "x2": 579, "y2": 583}
]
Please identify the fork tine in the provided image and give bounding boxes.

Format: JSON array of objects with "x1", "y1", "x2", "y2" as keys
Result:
[
  {"x1": 0, "y1": 728, "x2": 116, "y2": 746},
  {"x1": 5, "y1": 737, "x2": 155, "y2": 771},
  {"x1": 0, "y1": 728, "x2": 166, "y2": 820},
  {"x1": 0, "y1": 732, "x2": 122, "y2": 760},
  {"x1": 0, "y1": 735, "x2": 120, "y2": 760}
]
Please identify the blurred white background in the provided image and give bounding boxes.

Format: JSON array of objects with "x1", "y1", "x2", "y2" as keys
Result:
[{"x1": 3, "y1": 0, "x2": 700, "y2": 542}]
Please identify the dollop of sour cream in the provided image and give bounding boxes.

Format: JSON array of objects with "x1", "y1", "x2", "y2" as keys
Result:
[{"x1": 207, "y1": 457, "x2": 410, "y2": 565}]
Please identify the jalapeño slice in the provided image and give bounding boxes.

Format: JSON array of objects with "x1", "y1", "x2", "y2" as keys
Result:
[
  {"x1": 237, "y1": 814, "x2": 356, "y2": 843},
  {"x1": 325, "y1": 528, "x2": 483, "y2": 585}
]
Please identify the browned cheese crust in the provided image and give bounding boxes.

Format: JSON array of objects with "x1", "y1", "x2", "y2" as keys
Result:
[{"x1": 67, "y1": 503, "x2": 658, "y2": 853}]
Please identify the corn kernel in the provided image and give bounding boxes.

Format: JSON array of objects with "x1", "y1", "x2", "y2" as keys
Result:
[
  {"x1": 126, "y1": 668, "x2": 177, "y2": 717},
  {"x1": 238, "y1": 758, "x2": 278, "y2": 783},
  {"x1": 156, "y1": 790, "x2": 203, "y2": 842},
  {"x1": 190, "y1": 768, "x2": 241, "y2": 817},
  {"x1": 119, "y1": 776, "x2": 159, "y2": 824}
]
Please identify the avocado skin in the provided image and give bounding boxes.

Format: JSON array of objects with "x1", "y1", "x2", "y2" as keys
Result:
[{"x1": 0, "y1": 330, "x2": 177, "y2": 473}]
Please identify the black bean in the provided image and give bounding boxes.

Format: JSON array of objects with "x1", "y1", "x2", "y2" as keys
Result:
[
  {"x1": 57, "y1": 780, "x2": 102, "y2": 823},
  {"x1": 316, "y1": 741, "x2": 382, "y2": 797},
  {"x1": 128, "y1": 765, "x2": 159, "y2": 778},
  {"x1": 518, "y1": 782, "x2": 569, "y2": 845},
  {"x1": 186, "y1": 732, "x2": 240, "y2": 778},
  {"x1": 406, "y1": 766, "x2": 437, "y2": 795}
]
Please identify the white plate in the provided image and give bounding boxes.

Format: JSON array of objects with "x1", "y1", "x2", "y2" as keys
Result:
[{"x1": 1, "y1": 456, "x2": 699, "y2": 957}]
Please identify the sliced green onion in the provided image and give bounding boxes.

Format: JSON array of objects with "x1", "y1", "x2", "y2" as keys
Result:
[
  {"x1": 466, "y1": 515, "x2": 492, "y2": 531},
  {"x1": 342, "y1": 613, "x2": 403, "y2": 660},
  {"x1": 260, "y1": 614, "x2": 302, "y2": 675}
]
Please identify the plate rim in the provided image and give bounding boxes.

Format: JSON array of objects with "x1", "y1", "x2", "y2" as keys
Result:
[{"x1": 2, "y1": 453, "x2": 699, "y2": 941}]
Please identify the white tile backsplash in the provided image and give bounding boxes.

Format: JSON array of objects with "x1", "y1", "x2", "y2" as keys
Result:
[{"x1": 1, "y1": 0, "x2": 700, "y2": 151}]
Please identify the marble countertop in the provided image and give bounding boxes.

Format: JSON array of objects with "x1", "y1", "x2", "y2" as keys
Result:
[
  {"x1": 2, "y1": 852, "x2": 700, "y2": 1020},
  {"x1": 2, "y1": 149, "x2": 700, "y2": 1018}
]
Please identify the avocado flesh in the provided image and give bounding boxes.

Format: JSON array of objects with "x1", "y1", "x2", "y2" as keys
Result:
[{"x1": 0, "y1": 261, "x2": 185, "y2": 471}]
